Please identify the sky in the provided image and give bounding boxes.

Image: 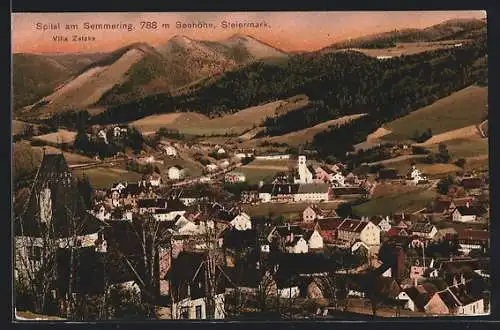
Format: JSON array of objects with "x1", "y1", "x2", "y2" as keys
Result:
[{"x1": 12, "y1": 11, "x2": 486, "y2": 54}]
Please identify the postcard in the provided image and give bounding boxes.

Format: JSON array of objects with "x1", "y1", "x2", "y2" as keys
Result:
[{"x1": 11, "y1": 11, "x2": 489, "y2": 321}]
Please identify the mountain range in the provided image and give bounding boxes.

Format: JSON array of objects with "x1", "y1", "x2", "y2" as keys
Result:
[{"x1": 13, "y1": 18, "x2": 486, "y2": 118}]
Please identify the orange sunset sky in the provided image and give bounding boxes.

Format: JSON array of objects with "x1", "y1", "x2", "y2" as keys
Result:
[{"x1": 12, "y1": 11, "x2": 486, "y2": 54}]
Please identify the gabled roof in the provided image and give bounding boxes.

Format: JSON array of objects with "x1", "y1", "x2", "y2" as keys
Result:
[
  {"x1": 137, "y1": 198, "x2": 167, "y2": 209},
  {"x1": 409, "y1": 221, "x2": 435, "y2": 234},
  {"x1": 454, "y1": 205, "x2": 487, "y2": 216},
  {"x1": 457, "y1": 229, "x2": 489, "y2": 242},
  {"x1": 317, "y1": 217, "x2": 344, "y2": 231},
  {"x1": 297, "y1": 183, "x2": 329, "y2": 194},
  {"x1": 273, "y1": 225, "x2": 304, "y2": 238},
  {"x1": 338, "y1": 219, "x2": 367, "y2": 233}
]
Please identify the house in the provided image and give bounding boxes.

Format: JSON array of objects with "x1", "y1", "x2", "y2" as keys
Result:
[
  {"x1": 219, "y1": 160, "x2": 230, "y2": 169},
  {"x1": 176, "y1": 189, "x2": 209, "y2": 206},
  {"x1": 268, "y1": 224, "x2": 309, "y2": 253},
  {"x1": 97, "y1": 130, "x2": 108, "y2": 144},
  {"x1": 224, "y1": 172, "x2": 246, "y2": 184},
  {"x1": 302, "y1": 205, "x2": 337, "y2": 223},
  {"x1": 254, "y1": 154, "x2": 291, "y2": 160},
  {"x1": 409, "y1": 221, "x2": 437, "y2": 240},
  {"x1": 285, "y1": 236, "x2": 309, "y2": 254},
  {"x1": 386, "y1": 227, "x2": 410, "y2": 239},
  {"x1": 152, "y1": 200, "x2": 187, "y2": 221},
  {"x1": 303, "y1": 229, "x2": 324, "y2": 250},
  {"x1": 113, "y1": 126, "x2": 127, "y2": 137},
  {"x1": 164, "y1": 145, "x2": 178, "y2": 157},
  {"x1": 424, "y1": 279, "x2": 485, "y2": 315},
  {"x1": 293, "y1": 183, "x2": 330, "y2": 202},
  {"x1": 145, "y1": 173, "x2": 163, "y2": 187},
  {"x1": 408, "y1": 165, "x2": 427, "y2": 185},
  {"x1": 217, "y1": 147, "x2": 226, "y2": 154},
  {"x1": 258, "y1": 183, "x2": 300, "y2": 203},
  {"x1": 168, "y1": 166, "x2": 186, "y2": 180},
  {"x1": 315, "y1": 217, "x2": 344, "y2": 243},
  {"x1": 206, "y1": 164, "x2": 218, "y2": 172},
  {"x1": 460, "y1": 177, "x2": 483, "y2": 189},
  {"x1": 91, "y1": 203, "x2": 112, "y2": 221},
  {"x1": 111, "y1": 182, "x2": 127, "y2": 193},
  {"x1": 139, "y1": 155, "x2": 163, "y2": 165},
  {"x1": 377, "y1": 55, "x2": 393, "y2": 60},
  {"x1": 330, "y1": 172, "x2": 346, "y2": 187},
  {"x1": 398, "y1": 284, "x2": 437, "y2": 312},
  {"x1": 230, "y1": 212, "x2": 252, "y2": 231},
  {"x1": 166, "y1": 251, "x2": 226, "y2": 319},
  {"x1": 457, "y1": 229, "x2": 489, "y2": 255},
  {"x1": 434, "y1": 227, "x2": 458, "y2": 242},
  {"x1": 294, "y1": 155, "x2": 314, "y2": 184},
  {"x1": 314, "y1": 166, "x2": 334, "y2": 183},
  {"x1": 370, "y1": 216, "x2": 392, "y2": 232},
  {"x1": 452, "y1": 203, "x2": 487, "y2": 223},
  {"x1": 337, "y1": 219, "x2": 381, "y2": 246},
  {"x1": 137, "y1": 198, "x2": 168, "y2": 215}
]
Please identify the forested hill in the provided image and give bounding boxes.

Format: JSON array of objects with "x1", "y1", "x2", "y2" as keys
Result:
[
  {"x1": 91, "y1": 33, "x2": 486, "y2": 131},
  {"x1": 321, "y1": 18, "x2": 486, "y2": 50}
]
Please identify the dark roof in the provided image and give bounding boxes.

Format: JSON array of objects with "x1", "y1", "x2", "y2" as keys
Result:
[
  {"x1": 317, "y1": 217, "x2": 344, "y2": 231},
  {"x1": 259, "y1": 183, "x2": 300, "y2": 196},
  {"x1": 332, "y1": 187, "x2": 367, "y2": 196},
  {"x1": 120, "y1": 183, "x2": 143, "y2": 197},
  {"x1": 409, "y1": 222, "x2": 435, "y2": 234},
  {"x1": 274, "y1": 253, "x2": 340, "y2": 285},
  {"x1": 137, "y1": 198, "x2": 167, "y2": 209},
  {"x1": 338, "y1": 219, "x2": 365, "y2": 233},
  {"x1": 273, "y1": 225, "x2": 304, "y2": 238},
  {"x1": 460, "y1": 177, "x2": 483, "y2": 189},
  {"x1": 223, "y1": 229, "x2": 257, "y2": 249},
  {"x1": 387, "y1": 227, "x2": 409, "y2": 237},
  {"x1": 455, "y1": 205, "x2": 487, "y2": 216},
  {"x1": 297, "y1": 183, "x2": 329, "y2": 194},
  {"x1": 15, "y1": 153, "x2": 104, "y2": 238},
  {"x1": 404, "y1": 286, "x2": 434, "y2": 311}
]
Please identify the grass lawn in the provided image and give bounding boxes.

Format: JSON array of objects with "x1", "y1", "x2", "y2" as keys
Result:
[
  {"x1": 239, "y1": 167, "x2": 281, "y2": 185},
  {"x1": 162, "y1": 156, "x2": 204, "y2": 178},
  {"x1": 243, "y1": 202, "x2": 341, "y2": 219},
  {"x1": 33, "y1": 129, "x2": 77, "y2": 144},
  {"x1": 72, "y1": 166, "x2": 142, "y2": 189},
  {"x1": 353, "y1": 188, "x2": 437, "y2": 217},
  {"x1": 427, "y1": 138, "x2": 488, "y2": 159},
  {"x1": 382, "y1": 85, "x2": 488, "y2": 141}
]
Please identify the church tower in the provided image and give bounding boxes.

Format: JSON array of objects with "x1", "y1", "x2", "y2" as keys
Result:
[{"x1": 297, "y1": 155, "x2": 313, "y2": 183}]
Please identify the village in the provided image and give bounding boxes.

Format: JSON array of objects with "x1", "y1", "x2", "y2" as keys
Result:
[{"x1": 13, "y1": 123, "x2": 491, "y2": 320}]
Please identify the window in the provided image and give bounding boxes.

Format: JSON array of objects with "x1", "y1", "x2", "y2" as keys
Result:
[
  {"x1": 195, "y1": 305, "x2": 203, "y2": 319},
  {"x1": 28, "y1": 246, "x2": 42, "y2": 261}
]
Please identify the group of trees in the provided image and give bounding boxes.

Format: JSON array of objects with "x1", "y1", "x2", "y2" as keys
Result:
[
  {"x1": 410, "y1": 128, "x2": 433, "y2": 143},
  {"x1": 73, "y1": 126, "x2": 144, "y2": 158}
]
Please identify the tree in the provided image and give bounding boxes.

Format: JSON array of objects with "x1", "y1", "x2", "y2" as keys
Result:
[
  {"x1": 77, "y1": 176, "x2": 93, "y2": 209},
  {"x1": 74, "y1": 128, "x2": 90, "y2": 153},
  {"x1": 336, "y1": 202, "x2": 353, "y2": 218},
  {"x1": 437, "y1": 175, "x2": 454, "y2": 195},
  {"x1": 436, "y1": 143, "x2": 450, "y2": 163},
  {"x1": 455, "y1": 158, "x2": 466, "y2": 168}
]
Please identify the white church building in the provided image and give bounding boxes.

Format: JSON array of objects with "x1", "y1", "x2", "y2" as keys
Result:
[{"x1": 294, "y1": 155, "x2": 314, "y2": 184}]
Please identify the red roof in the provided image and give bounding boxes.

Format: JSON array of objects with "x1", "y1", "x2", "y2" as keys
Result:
[
  {"x1": 338, "y1": 219, "x2": 364, "y2": 232},
  {"x1": 317, "y1": 217, "x2": 344, "y2": 231},
  {"x1": 458, "y1": 229, "x2": 489, "y2": 242},
  {"x1": 387, "y1": 227, "x2": 409, "y2": 237}
]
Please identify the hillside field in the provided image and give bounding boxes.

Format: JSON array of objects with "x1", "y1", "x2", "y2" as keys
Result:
[
  {"x1": 353, "y1": 188, "x2": 437, "y2": 217},
  {"x1": 72, "y1": 166, "x2": 142, "y2": 189},
  {"x1": 249, "y1": 113, "x2": 367, "y2": 147},
  {"x1": 382, "y1": 85, "x2": 488, "y2": 141}
]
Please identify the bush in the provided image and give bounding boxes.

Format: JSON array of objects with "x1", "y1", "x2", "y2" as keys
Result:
[
  {"x1": 30, "y1": 139, "x2": 46, "y2": 147},
  {"x1": 412, "y1": 146, "x2": 430, "y2": 155},
  {"x1": 455, "y1": 158, "x2": 466, "y2": 168}
]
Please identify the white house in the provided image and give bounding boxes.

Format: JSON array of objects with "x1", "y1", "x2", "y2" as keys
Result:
[
  {"x1": 293, "y1": 183, "x2": 330, "y2": 202},
  {"x1": 409, "y1": 222, "x2": 438, "y2": 240},
  {"x1": 164, "y1": 145, "x2": 178, "y2": 157},
  {"x1": 168, "y1": 166, "x2": 186, "y2": 180},
  {"x1": 217, "y1": 147, "x2": 226, "y2": 155},
  {"x1": 147, "y1": 173, "x2": 163, "y2": 187},
  {"x1": 175, "y1": 217, "x2": 199, "y2": 235},
  {"x1": 330, "y1": 172, "x2": 346, "y2": 187},
  {"x1": 409, "y1": 166, "x2": 427, "y2": 185},
  {"x1": 230, "y1": 212, "x2": 252, "y2": 231},
  {"x1": 92, "y1": 203, "x2": 111, "y2": 221},
  {"x1": 452, "y1": 203, "x2": 487, "y2": 223},
  {"x1": 337, "y1": 219, "x2": 381, "y2": 247},
  {"x1": 305, "y1": 229, "x2": 324, "y2": 250},
  {"x1": 295, "y1": 155, "x2": 314, "y2": 184},
  {"x1": 377, "y1": 55, "x2": 393, "y2": 60},
  {"x1": 369, "y1": 216, "x2": 392, "y2": 232},
  {"x1": 285, "y1": 236, "x2": 309, "y2": 254},
  {"x1": 219, "y1": 160, "x2": 230, "y2": 169},
  {"x1": 206, "y1": 164, "x2": 218, "y2": 172},
  {"x1": 97, "y1": 130, "x2": 108, "y2": 144},
  {"x1": 111, "y1": 182, "x2": 127, "y2": 193}
]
